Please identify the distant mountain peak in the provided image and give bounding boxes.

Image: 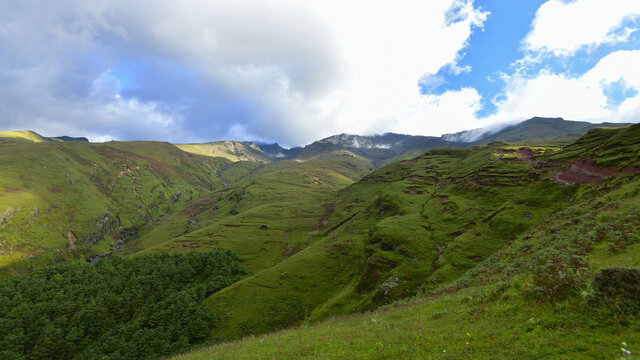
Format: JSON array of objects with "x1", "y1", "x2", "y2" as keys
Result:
[
  {"x1": 454, "y1": 117, "x2": 630, "y2": 145},
  {"x1": 0, "y1": 130, "x2": 89, "y2": 144},
  {"x1": 54, "y1": 136, "x2": 89, "y2": 142}
]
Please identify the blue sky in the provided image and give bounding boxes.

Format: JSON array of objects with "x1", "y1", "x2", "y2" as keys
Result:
[
  {"x1": 421, "y1": 0, "x2": 548, "y2": 116},
  {"x1": 0, "y1": 0, "x2": 639, "y2": 146},
  {"x1": 426, "y1": 0, "x2": 640, "y2": 121}
]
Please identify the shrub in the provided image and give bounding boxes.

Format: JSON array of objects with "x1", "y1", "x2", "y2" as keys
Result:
[
  {"x1": 531, "y1": 254, "x2": 588, "y2": 299},
  {"x1": 592, "y1": 267, "x2": 640, "y2": 314}
]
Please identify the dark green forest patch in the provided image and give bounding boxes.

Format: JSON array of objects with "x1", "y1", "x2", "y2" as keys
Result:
[{"x1": 0, "y1": 250, "x2": 245, "y2": 360}]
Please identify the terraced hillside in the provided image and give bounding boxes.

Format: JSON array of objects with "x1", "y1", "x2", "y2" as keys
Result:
[
  {"x1": 0, "y1": 140, "x2": 258, "y2": 276},
  {"x1": 124, "y1": 150, "x2": 374, "y2": 273},
  {"x1": 149, "y1": 124, "x2": 639, "y2": 342},
  {"x1": 172, "y1": 124, "x2": 640, "y2": 358}
]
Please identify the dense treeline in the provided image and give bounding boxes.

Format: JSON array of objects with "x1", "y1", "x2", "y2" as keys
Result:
[{"x1": 0, "y1": 250, "x2": 246, "y2": 360}]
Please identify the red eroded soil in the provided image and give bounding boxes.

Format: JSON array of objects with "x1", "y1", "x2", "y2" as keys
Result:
[
  {"x1": 517, "y1": 147, "x2": 534, "y2": 161},
  {"x1": 554, "y1": 159, "x2": 640, "y2": 185}
]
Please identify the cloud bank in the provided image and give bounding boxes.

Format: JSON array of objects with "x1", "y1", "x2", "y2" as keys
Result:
[{"x1": 0, "y1": 0, "x2": 638, "y2": 145}]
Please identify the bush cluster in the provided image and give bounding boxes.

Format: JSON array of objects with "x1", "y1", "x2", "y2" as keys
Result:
[
  {"x1": 532, "y1": 253, "x2": 588, "y2": 298},
  {"x1": 592, "y1": 267, "x2": 640, "y2": 314}
]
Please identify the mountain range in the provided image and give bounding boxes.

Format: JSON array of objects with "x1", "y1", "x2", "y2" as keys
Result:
[
  {"x1": 173, "y1": 117, "x2": 630, "y2": 166},
  {"x1": 1, "y1": 117, "x2": 639, "y2": 359}
]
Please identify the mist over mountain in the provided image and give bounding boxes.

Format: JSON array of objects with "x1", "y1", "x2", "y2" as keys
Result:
[{"x1": 443, "y1": 117, "x2": 632, "y2": 145}]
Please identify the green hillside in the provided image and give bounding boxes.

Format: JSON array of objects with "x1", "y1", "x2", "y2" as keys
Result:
[
  {"x1": 150, "y1": 125, "x2": 638, "y2": 343},
  {"x1": 0, "y1": 130, "x2": 89, "y2": 144},
  {"x1": 0, "y1": 130, "x2": 57, "y2": 144},
  {"x1": 1, "y1": 125, "x2": 639, "y2": 359},
  {"x1": 0, "y1": 139, "x2": 258, "y2": 277},
  {"x1": 124, "y1": 150, "x2": 373, "y2": 273},
  {"x1": 172, "y1": 124, "x2": 640, "y2": 359}
]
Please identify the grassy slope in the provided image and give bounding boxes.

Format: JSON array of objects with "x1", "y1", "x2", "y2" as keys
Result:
[
  {"x1": 0, "y1": 130, "x2": 57, "y2": 144},
  {"x1": 201, "y1": 142, "x2": 578, "y2": 339},
  {"x1": 176, "y1": 141, "x2": 273, "y2": 163},
  {"x1": 125, "y1": 151, "x2": 373, "y2": 271},
  {"x1": 0, "y1": 140, "x2": 257, "y2": 276},
  {"x1": 172, "y1": 126, "x2": 640, "y2": 359},
  {"x1": 190, "y1": 125, "x2": 639, "y2": 342},
  {"x1": 547, "y1": 124, "x2": 640, "y2": 168}
]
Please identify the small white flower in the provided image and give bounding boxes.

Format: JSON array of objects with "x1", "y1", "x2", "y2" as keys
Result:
[{"x1": 622, "y1": 342, "x2": 628, "y2": 347}]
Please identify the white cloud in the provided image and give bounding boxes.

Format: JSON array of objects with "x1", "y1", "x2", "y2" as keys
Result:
[
  {"x1": 0, "y1": 0, "x2": 489, "y2": 145},
  {"x1": 484, "y1": 50, "x2": 640, "y2": 129},
  {"x1": 524, "y1": 0, "x2": 640, "y2": 56},
  {"x1": 301, "y1": 0, "x2": 489, "y2": 139}
]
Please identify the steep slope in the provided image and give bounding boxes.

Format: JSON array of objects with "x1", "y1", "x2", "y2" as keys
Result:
[
  {"x1": 173, "y1": 124, "x2": 640, "y2": 360},
  {"x1": 196, "y1": 124, "x2": 640, "y2": 340},
  {"x1": 174, "y1": 178, "x2": 640, "y2": 359},
  {"x1": 0, "y1": 140, "x2": 256, "y2": 276},
  {"x1": 201, "y1": 144, "x2": 568, "y2": 338},
  {"x1": 546, "y1": 123, "x2": 640, "y2": 168},
  {"x1": 123, "y1": 150, "x2": 373, "y2": 273}
]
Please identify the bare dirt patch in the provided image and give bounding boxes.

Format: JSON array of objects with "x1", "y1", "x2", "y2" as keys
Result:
[
  {"x1": 553, "y1": 159, "x2": 640, "y2": 185},
  {"x1": 517, "y1": 147, "x2": 534, "y2": 161}
]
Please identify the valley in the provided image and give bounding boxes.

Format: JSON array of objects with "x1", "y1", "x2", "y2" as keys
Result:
[{"x1": 0, "y1": 118, "x2": 639, "y2": 359}]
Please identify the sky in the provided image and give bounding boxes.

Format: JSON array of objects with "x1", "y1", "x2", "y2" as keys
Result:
[{"x1": 1, "y1": 0, "x2": 639, "y2": 146}]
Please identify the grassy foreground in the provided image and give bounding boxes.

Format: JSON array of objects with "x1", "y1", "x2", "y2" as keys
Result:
[{"x1": 172, "y1": 290, "x2": 638, "y2": 360}]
